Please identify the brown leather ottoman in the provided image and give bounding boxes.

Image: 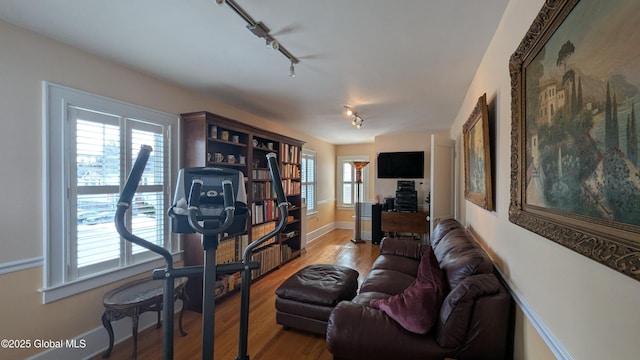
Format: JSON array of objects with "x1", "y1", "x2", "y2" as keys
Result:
[{"x1": 275, "y1": 264, "x2": 359, "y2": 336}]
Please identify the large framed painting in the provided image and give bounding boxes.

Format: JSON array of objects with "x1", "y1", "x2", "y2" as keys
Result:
[
  {"x1": 509, "y1": 0, "x2": 640, "y2": 281},
  {"x1": 463, "y1": 93, "x2": 493, "y2": 210}
]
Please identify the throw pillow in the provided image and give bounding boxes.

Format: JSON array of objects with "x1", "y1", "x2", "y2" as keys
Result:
[
  {"x1": 417, "y1": 245, "x2": 447, "y2": 290},
  {"x1": 370, "y1": 247, "x2": 445, "y2": 334}
]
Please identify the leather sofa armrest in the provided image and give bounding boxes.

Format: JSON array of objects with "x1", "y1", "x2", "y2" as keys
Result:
[
  {"x1": 327, "y1": 301, "x2": 448, "y2": 360},
  {"x1": 379, "y1": 237, "x2": 424, "y2": 260},
  {"x1": 436, "y1": 273, "x2": 508, "y2": 351}
]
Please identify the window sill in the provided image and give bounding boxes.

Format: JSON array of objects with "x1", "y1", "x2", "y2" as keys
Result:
[{"x1": 40, "y1": 252, "x2": 181, "y2": 304}]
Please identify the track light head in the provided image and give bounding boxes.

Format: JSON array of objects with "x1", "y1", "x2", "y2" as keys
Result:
[
  {"x1": 266, "y1": 38, "x2": 279, "y2": 50},
  {"x1": 289, "y1": 60, "x2": 295, "y2": 77}
]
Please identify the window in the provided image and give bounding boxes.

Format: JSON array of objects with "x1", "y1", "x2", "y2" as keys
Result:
[
  {"x1": 337, "y1": 155, "x2": 369, "y2": 208},
  {"x1": 342, "y1": 162, "x2": 354, "y2": 205},
  {"x1": 301, "y1": 149, "x2": 317, "y2": 213},
  {"x1": 43, "y1": 83, "x2": 179, "y2": 303}
]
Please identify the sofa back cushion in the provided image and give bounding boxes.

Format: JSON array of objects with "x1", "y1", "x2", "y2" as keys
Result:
[
  {"x1": 380, "y1": 237, "x2": 426, "y2": 260},
  {"x1": 431, "y1": 218, "x2": 464, "y2": 248},
  {"x1": 432, "y1": 228, "x2": 493, "y2": 289},
  {"x1": 371, "y1": 254, "x2": 420, "y2": 277},
  {"x1": 436, "y1": 273, "x2": 501, "y2": 348}
]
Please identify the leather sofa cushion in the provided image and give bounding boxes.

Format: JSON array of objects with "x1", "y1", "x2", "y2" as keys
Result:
[
  {"x1": 360, "y1": 269, "x2": 415, "y2": 295},
  {"x1": 371, "y1": 254, "x2": 420, "y2": 276}
]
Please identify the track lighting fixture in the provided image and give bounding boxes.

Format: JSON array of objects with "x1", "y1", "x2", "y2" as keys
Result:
[
  {"x1": 216, "y1": 0, "x2": 300, "y2": 77},
  {"x1": 344, "y1": 106, "x2": 364, "y2": 129}
]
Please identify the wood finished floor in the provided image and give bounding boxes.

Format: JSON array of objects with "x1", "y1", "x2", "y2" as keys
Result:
[{"x1": 93, "y1": 229, "x2": 379, "y2": 360}]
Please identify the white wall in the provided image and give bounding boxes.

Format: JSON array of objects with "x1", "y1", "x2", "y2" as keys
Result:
[{"x1": 450, "y1": 0, "x2": 640, "y2": 359}]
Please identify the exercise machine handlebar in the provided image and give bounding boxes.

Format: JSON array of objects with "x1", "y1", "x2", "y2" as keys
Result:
[
  {"x1": 118, "y1": 144, "x2": 152, "y2": 207},
  {"x1": 267, "y1": 152, "x2": 287, "y2": 207},
  {"x1": 115, "y1": 145, "x2": 173, "y2": 267},
  {"x1": 241, "y1": 153, "x2": 288, "y2": 261}
]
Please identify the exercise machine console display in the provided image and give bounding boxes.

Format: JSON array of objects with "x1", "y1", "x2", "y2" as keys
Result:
[{"x1": 169, "y1": 166, "x2": 249, "y2": 234}]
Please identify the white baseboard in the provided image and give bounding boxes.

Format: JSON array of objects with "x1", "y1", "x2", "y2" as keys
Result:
[
  {"x1": 28, "y1": 304, "x2": 184, "y2": 360},
  {"x1": 306, "y1": 222, "x2": 336, "y2": 244},
  {"x1": 306, "y1": 221, "x2": 372, "y2": 243}
]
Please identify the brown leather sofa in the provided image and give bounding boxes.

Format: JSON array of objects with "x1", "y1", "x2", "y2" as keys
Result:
[{"x1": 326, "y1": 218, "x2": 512, "y2": 360}]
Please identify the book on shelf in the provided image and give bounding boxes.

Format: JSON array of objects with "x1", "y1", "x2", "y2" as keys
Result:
[
  {"x1": 216, "y1": 237, "x2": 238, "y2": 264},
  {"x1": 214, "y1": 272, "x2": 242, "y2": 298},
  {"x1": 251, "y1": 221, "x2": 276, "y2": 239},
  {"x1": 280, "y1": 143, "x2": 300, "y2": 164},
  {"x1": 281, "y1": 178, "x2": 301, "y2": 195},
  {"x1": 250, "y1": 243, "x2": 282, "y2": 279},
  {"x1": 281, "y1": 244, "x2": 294, "y2": 263},
  {"x1": 282, "y1": 230, "x2": 297, "y2": 239},
  {"x1": 251, "y1": 200, "x2": 277, "y2": 224},
  {"x1": 252, "y1": 168, "x2": 271, "y2": 180},
  {"x1": 281, "y1": 163, "x2": 300, "y2": 178},
  {"x1": 252, "y1": 181, "x2": 275, "y2": 200}
]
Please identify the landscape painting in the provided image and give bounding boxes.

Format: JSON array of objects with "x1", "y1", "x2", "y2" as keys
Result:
[
  {"x1": 524, "y1": 0, "x2": 640, "y2": 225},
  {"x1": 509, "y1": 0, "x2": 640, "y2": 281},
  {"x1": 464, "y1": 93, "x2": 493, "y2": 211}
]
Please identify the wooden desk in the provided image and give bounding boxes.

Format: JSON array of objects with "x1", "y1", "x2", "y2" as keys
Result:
[{"x1": 381, "y1": 211, "x2": 429, "y2": 235}]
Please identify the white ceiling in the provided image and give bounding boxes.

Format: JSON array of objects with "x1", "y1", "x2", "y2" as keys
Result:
[{"x1": 0, "y1": 0, "x2": 508, "y2": 144}]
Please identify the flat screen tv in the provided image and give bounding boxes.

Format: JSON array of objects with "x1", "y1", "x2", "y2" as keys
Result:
[{"x1": 377, "y1": 151, "x2": 424, "y2": 179}]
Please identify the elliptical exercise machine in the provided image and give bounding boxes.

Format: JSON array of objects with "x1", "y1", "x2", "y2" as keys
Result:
[{"x1": 115, "y1": 145, "x2": 289, "y2": 360}]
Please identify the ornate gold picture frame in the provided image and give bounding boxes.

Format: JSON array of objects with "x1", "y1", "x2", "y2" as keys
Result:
[
  {"x1": 509, "y1": 0, "x2": 640, "y2": 281},
  {"x1": 463, "y1": 93, "x2": 493, "y2": 211}
]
